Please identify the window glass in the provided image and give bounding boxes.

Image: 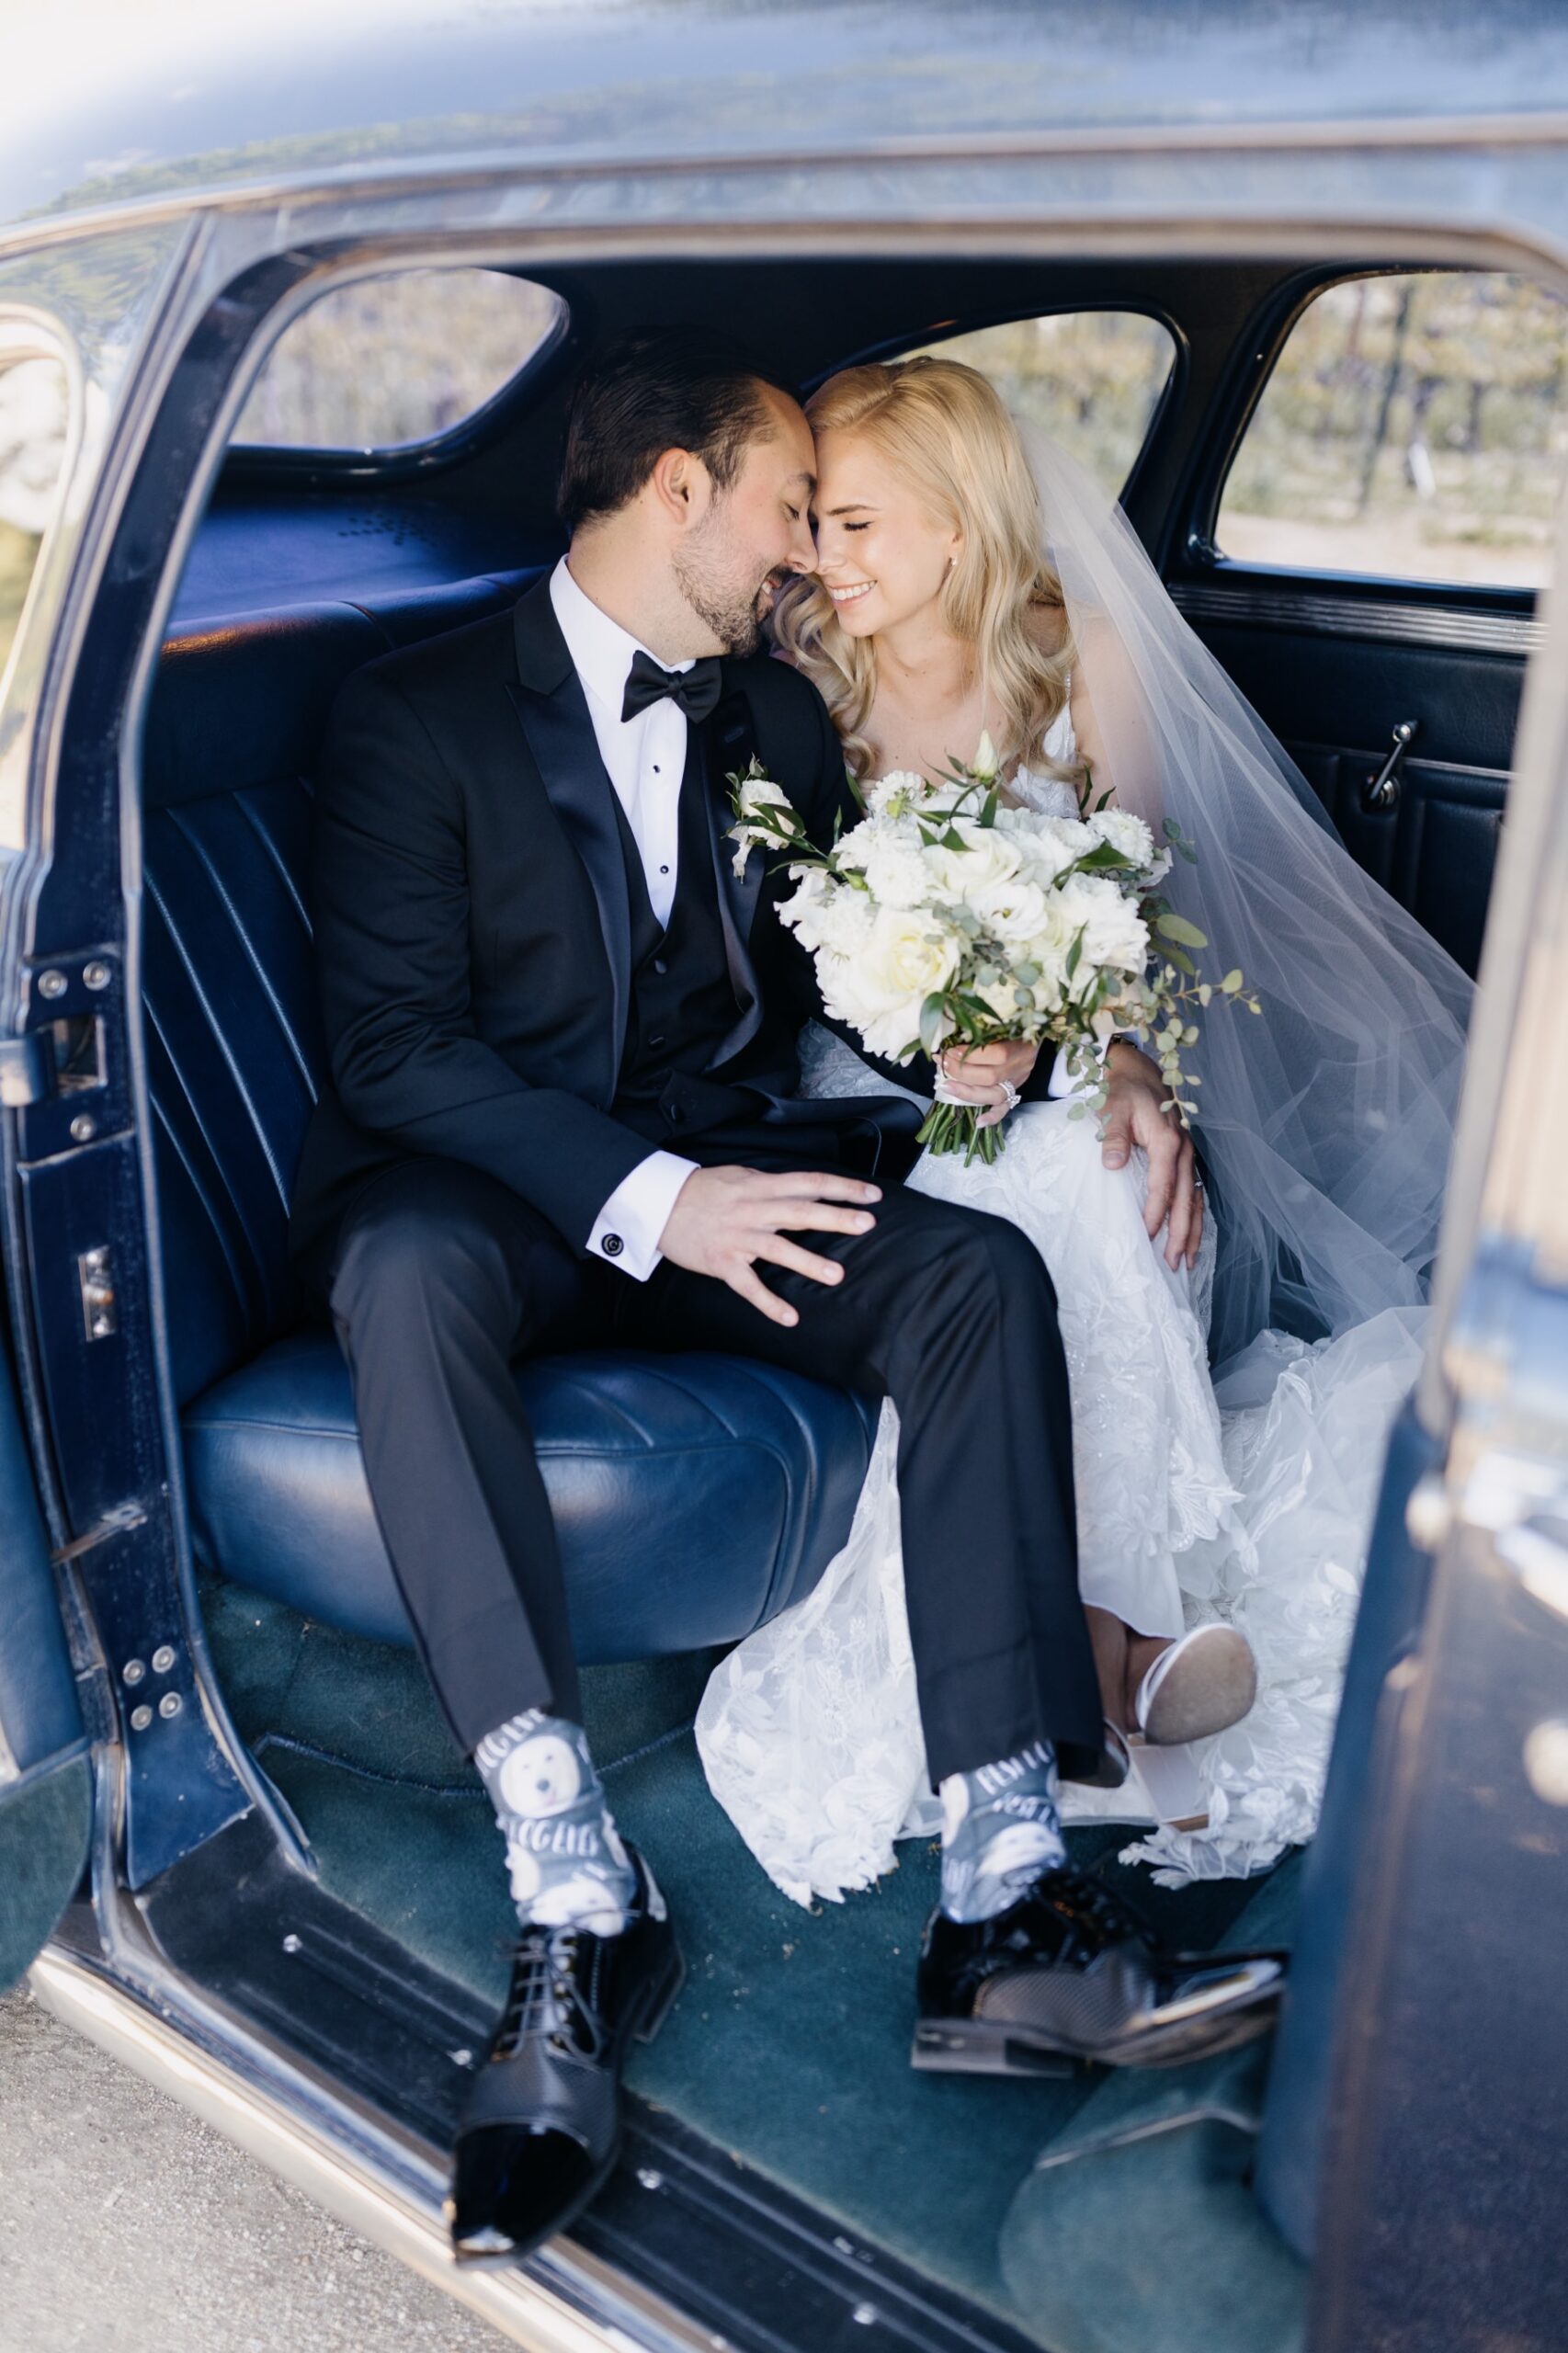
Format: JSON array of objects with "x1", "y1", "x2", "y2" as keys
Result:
[
  {"x1": 233, "y1": 268, "x2": 566, "y2": 454},
  {"x1": 1217, "y1": 271, "x2": 1568, "y2": 588},
  {"x1": 0, "y1": 355, "x2": 69, "y2": 679},
  {"x1": 904, "y1": 312, "x2": 1177, "y2": 496}
]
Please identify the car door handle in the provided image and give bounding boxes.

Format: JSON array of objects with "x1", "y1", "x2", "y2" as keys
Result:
[{"x1": 1362, "y1": 720, "x2": 1419, "y2": 812}]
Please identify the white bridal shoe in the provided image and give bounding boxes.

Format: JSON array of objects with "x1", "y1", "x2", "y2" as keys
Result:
[{"x1": 1133, "y1": 1624, "x2": 1259, "y2": 1747}]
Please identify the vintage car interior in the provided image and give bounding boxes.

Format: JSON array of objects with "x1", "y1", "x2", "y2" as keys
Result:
[{"x1": 6, "y1": 242, "x2": 1551, "y2": 2353}]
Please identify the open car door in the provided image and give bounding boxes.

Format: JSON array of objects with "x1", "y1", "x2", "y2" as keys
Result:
[
  {"x1": 0, "y1": 322, "x2": 94, "y2": 1991},
  {"x1": 0, "y1": 1317, "x2": 92, "y2": 1993}
]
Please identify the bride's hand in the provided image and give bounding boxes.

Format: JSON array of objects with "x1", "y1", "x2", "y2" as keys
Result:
[
  {"x1": 935, "y1": 1040, "x2": 1040, "y2": 1130},
  {"x1": 1099, "y1": 1042, "x2": 1203, "y2": 1272}
]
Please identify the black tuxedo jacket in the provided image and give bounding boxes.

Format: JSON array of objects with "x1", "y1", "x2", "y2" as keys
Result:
[{"x1": 288, "y1": 576, "x2": 930, "y2": 1272}]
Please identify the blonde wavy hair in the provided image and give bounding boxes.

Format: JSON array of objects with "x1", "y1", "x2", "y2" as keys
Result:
[{"x1": 772, "y1": 355, "x2": 1076, "y2": 783}]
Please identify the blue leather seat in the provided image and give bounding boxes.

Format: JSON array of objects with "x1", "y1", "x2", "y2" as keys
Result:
[{"x1": 146, "y1": 577, "x2": 877, "y2": 1663}]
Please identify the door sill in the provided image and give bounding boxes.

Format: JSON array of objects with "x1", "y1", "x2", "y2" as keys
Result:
[{"x1": 32, "y1": 1816, "x2": 1043, "y2": 2353}]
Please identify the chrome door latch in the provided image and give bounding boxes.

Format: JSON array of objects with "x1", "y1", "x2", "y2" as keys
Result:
[
  {"x1": 1363, "y1": 720, "x2": 1419, "y2": 812},
  {"x1": 77, "y1": 1244, "x2": 118, "y2": 1340},
  {"x1": 0, "y1": 1031, "x2": 51, "y2": 1106}
]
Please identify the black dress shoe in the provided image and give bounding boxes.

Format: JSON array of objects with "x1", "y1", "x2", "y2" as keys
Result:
[
  {"x1": 912, "y1": 1864, "x2": 1283, "y2": 2076},
  {"x1": 447, "y1": 1847, "x2": 683, "y2": 2262}
]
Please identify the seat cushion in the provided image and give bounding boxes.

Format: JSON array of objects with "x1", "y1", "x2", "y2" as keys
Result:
[{"x1": 183, "y1": 1333, "x2": 878, "y2": 1664}]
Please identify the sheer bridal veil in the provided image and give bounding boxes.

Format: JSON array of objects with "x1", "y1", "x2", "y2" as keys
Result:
[{"x1": 1022, "y1": 426, "x2": 1475, "y2": 1370}]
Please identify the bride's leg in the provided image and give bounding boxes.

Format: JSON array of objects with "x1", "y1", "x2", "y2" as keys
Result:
[
  {"x1": 1087, "y1": 1606, "x2": 1175, "y2": 1733},
  {"x1": 1086, "y1": 1606, "x2": 1128, "y2": 1729}
]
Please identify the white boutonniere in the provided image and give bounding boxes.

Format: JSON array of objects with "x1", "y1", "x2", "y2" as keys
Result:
[{"x1": 725, "y1": 756, "x2": 814, "y2": 878}]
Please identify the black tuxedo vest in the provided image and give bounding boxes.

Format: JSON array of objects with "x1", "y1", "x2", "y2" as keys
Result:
[{"x1": 608, "y1": 734, "x2": 757, "y2": 1145}]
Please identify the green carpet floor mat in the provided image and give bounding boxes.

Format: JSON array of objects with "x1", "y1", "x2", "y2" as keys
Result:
[{"x1": 202, "y1": 1578, "x2": 1305, "y2": 2349}]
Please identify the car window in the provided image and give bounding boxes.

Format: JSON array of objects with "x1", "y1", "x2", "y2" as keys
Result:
[
  {"x1": 903, "y1": 312, "x2": 1177, "y2": 496},
  {"x1": 233, "y1": 268, "x2": 566, "y2": 454},
  {"x1": 1216, "y1": 270, "x2": 1568, "y2": 589},
  {"x1": 0, "y1": 353, "x2": 69, "y2": 681}
]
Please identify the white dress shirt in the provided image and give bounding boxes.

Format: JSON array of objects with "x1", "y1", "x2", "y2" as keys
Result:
[{"x1": 550, "y1": 557, "x2": 702, "y2": 1280}]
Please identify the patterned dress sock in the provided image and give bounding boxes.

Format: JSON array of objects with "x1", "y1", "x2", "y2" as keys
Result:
[
  {"x1": 473, "y1": 1709, "x2": 639, "y2": 1935},
  {"x1": 937, "y1": 1737, "x2": 1068, "y2": 1924}
]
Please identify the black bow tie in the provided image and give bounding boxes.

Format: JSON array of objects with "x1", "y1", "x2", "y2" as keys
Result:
[{"x1": 620, "y1": 648, "x2": 724, "y2": 727}]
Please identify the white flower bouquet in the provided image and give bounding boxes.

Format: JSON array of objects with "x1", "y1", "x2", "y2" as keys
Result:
[{"x1": 729, "y1": 735, "x2": 1258, "y2": 1165}]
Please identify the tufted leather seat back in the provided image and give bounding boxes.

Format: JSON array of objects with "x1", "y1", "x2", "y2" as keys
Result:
[{"x1": 142, "y1": 583, "x2": 532, "y2": 1404}]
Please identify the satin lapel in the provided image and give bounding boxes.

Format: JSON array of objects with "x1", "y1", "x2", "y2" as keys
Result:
[
  {"x1": 506, "y1": 662, "x2": 631, "y2": 1098},
  {"x1": 699, "y1": 686, "x2": 767, "y2": 1072}
]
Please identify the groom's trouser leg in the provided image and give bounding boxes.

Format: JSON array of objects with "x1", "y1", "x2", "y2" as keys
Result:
[
  {"x1": 619, "y1": 1182, "x2": 1102, "y2": 1787},
  {"x1": 318, "y1": 1158, "x2": 608, "y2": 1755}
]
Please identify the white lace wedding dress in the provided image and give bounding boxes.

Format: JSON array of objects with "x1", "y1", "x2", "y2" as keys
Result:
[{"x1": 694, "y1": 707, "x2": 1428, "y2": 1900}]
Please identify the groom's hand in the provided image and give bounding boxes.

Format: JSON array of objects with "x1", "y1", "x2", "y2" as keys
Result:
[
  {"x1": 657, "y1": 1165, "x2": 881, "y2": 1329},
  {"x1": 1100, "y1": 1042, "x2": 1203, "y2": 1272}
]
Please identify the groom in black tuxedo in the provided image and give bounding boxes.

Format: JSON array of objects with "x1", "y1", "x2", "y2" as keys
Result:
[{"x1": 289, "y1": 327, "x2": 1280, "y2": 2261}]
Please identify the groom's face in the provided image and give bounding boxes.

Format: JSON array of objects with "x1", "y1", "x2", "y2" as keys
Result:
[{"x1": 671, "y1": 387, "x2": 817, "y2": 656}]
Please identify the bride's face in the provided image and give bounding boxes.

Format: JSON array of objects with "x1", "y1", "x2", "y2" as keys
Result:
[{"x1": 811, "y1": 428, "x2": 961, "y2": 639}]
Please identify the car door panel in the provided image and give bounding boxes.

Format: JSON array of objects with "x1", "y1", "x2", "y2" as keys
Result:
[
  {"x1": 1174, "y1": 589, "x2": 1524, "y2": 975},
  {"x1": 0, "y1": 1288, "x2": 92, "y2": 1993}
]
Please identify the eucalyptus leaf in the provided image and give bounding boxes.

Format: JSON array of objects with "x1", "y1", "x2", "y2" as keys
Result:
[{"x1": 1154, "y1": 911, "x2": 1209, "y2": 949}]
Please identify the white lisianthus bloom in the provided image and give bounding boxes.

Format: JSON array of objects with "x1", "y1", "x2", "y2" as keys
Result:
[
  {"x1": 728, "y1": 771, "x2": 798, "y2": 875},
  {"x1": 777, "y1": 863, "x2": 829, "y2": 935},
  {"x1": 1057, "y1": 874, "x2": 1151, "y2": 976},
  {"x1": 970, "y1": 873, "x2": 1051, "y2": 943},
  {"x1": 779, "y1": 869, "x2": 878, "y2": 961},
  {"x1": 1002, "y1": 811, "x2": 1096, "y2": 883},
  {"x1": 971, "y1": 730, "x2": 1001, "y2": 779}
]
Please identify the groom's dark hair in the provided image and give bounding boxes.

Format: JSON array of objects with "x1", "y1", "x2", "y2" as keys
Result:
[{"x1": 558, "y1": 326, "x2": 797, "y2": 533}]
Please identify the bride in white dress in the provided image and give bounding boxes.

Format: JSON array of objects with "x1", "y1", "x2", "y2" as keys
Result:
[{"x1": 694, "y1": 356, "x2": 1471, "y2": 1901}]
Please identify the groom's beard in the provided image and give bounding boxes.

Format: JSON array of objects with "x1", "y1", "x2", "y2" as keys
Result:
[{"x1": 673, "y1": 535, "x2": 789, "y2": 657}]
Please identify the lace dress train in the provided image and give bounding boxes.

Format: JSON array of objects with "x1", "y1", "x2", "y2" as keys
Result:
[{"x1": 694, "y1": 745, "x2": 1426, "y2": 1901}]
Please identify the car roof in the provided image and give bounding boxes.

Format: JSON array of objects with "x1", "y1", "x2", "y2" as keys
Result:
[{"x1": 8, "y1": 0, "x2": 1568, "y2": 240}]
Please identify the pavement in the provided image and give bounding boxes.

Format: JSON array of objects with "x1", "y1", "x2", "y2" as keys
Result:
[{"x1": 0, "y1": 1985, "x2": 509, "y2": 2353}]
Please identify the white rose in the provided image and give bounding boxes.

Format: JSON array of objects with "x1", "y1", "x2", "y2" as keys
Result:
[
  {"x1": 973, "y1": 972, "x2": 1037, "y2": 1022},
  {"x1": 863, "y1": 906, "x2": 961, "y2": 1006},
  {"x1": 1022, "y1": 893, "x2": 1083, "y2": 974},
  {"x1": 820, "y1": 907, "x2": 960, "y2": 1059},
  {"x1": 932, "y1": 822, "x2": 1023, "y2": 902}
]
